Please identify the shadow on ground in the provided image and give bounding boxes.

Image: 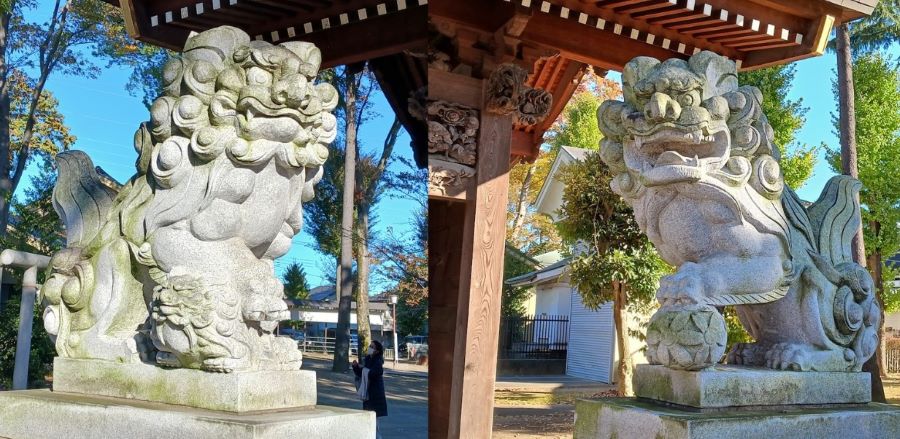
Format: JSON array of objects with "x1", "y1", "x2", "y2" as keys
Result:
[{"x1": 302, "y1": 357, "x2": 427, "y2": 438}]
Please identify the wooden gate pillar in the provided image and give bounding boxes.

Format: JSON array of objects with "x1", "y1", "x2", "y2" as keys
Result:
[{"x1": 427, "y1": 64, "x2": 551, "y2": 438}]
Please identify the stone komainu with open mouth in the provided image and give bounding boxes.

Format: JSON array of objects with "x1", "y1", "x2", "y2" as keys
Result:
[
  {"x1": 41, "y1": 26, "x2": 338, "y2": 372},
  {"x1": 597, "y1": 51, "x2": 879, "y2": 372}
]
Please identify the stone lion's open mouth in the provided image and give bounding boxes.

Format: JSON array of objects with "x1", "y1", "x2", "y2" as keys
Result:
[{"x1": 631, "y1": 127, "x2": 729, "y2": 186}]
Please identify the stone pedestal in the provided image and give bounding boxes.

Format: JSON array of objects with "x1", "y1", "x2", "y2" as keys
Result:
[
  {"x1": 575, "y1": 365, "x2": 900, "y2": 438},
  {"x1": 633, "y1": 364, "x2": 871, "y2": 408},
  {"x1": 0, "y1": 390, "x2": 375, "y2": 439},
  {"x1": 0, "y1": 358, "x2": 376, "y2": 438},
  {"x1": 52, "y1": 357, "x2": 316, "y2": 412},
  {"x1": 574, "y1": 398, "x2": 900, "y2": 439}
]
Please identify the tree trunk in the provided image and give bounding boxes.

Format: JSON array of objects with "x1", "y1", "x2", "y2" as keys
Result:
[
  {"x1": 836, "y1": 22, "x2": 885, "y2": 403},
  {"x1": 333, "y1": 69, "x2": 357, "y2": 372},
  {"x1": 612, "y1": 281, "x2": 633, "y2": 396},
  {"x1": 349, "y1": 117, "x2": 399, "y2": 362},
  {"x1": 866, "y1": 221, "x2": 886, "y2": 378},
  {"x1": 0, "y1": 11, "x2": 12, "y2": 238},
  {"x1": 354, "y1": 203, "x2": 373, "y2": 361},
  {"x1": 836, "y1": 23, "x2": 865, "y2": 264},
  {"x1": 509, "y1": 162, "x2": 535, "y2": 240},
  {"x1": 0, "y1": 1, "x2": 70, "y2": 237}
]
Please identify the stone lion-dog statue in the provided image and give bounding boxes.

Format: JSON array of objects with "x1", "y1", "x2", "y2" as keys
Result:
[
  {"x1": 41, "y1": 26, "x2": 337, "y2": 372},
  {"x1": 597, "y1": 51, "x2": 879, "y2": 372}
]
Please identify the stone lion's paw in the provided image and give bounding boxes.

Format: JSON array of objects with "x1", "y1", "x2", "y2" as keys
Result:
[
  {"x1": 764, "y1": 343, "x2": 811, "y2": 371},
  {"x1": 202, "y1": 356, "x2": 247, "y2": 373},
  {"x1": 726, "y1": 342, "x2": 766, "y2": 366},
  {"x1": 658, "y1": 271, "x2": 705, "y2": 306}
]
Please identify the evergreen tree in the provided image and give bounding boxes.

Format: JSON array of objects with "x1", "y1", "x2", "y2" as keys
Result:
[
  {"x1": 281, "y1": 262, "x2": 311, "y2": 301},
  {"x1": 506, "y1": 73, "x2": 621, "y2": 255},
  {"x1": 738, "y1": 65, "x2": 816, "y2": 189},
  {"x1": 557, "y1": 152, "x2": 669, "y2": 396},
  {"x1": 828, "y1": 54, "x2": 900, "y2": 382}
]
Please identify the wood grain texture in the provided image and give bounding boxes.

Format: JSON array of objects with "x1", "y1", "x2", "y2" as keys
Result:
[
  {"x1": 448, "y1": 83, "x2": 514, "y2": 438},
  {"x1": 428, "y1": 69, "x2": 484, "y2": 110},
  {"x1": 428, "y1": 199, "x2": 467, "y2": 438}
]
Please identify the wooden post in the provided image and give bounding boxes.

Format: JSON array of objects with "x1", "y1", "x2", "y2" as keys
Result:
[
  {"x1": 448, "y1": 84, "x2": 514, "y2": 438},
  {"x1": 428, "y1": 199, "x2": 466, "y2": 438}
]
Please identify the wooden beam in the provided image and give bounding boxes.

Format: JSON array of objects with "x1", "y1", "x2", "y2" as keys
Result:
[
  {"x1": 428, "y1": 69, "x2": 484, "y2": 109},
  {"x1": 740, "y1": 14, "x2": 834, "y2": 70},
  {"x1": 448, "y1": 85, "x2": 514, "y2": 438},
  {"x1": 117, "y1": 0, "x2": 190, "y2": 51},
  {"x1": 510, "y1": 130, "x2": 536, "y2": 160},
  {"x1": 520, "y1": 11, "x2": 685, "y2": 72},
  {"x1": 370, "y1": 53, "x2": 428, "y2": 168},
  {"x1": 557, "y1": 0, "x2": 741, "y2": 59},
  {"x1": 429, "y1": 0, "x2": 517, "y2": 36},
  {"x1": 307, "y1": 7, "x2": 428, "y2": 68}
]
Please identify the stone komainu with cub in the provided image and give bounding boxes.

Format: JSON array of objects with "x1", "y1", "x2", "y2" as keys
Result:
[
  {"x1": 597, "y1": 51, "x2": 879, "y2": 372},
  {"x1": 41, "y1": 27, "x2": 337, "y2": 372}
]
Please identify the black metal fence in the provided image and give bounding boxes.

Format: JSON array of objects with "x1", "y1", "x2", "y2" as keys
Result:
[{"x1": 499, "y1": 314, "x2": 569, "y2": 360}]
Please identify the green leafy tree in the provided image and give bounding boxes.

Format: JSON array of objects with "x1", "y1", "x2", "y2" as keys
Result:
[
  {"x1": 374, "y1": 207, "x2": 427, "y2": 336},
  {"x1": 738, "y1": 65, "x2": 815, "y2": 189},
  {"x1": 0, "y1": 293, "x2": 54, "y2": 389},
  {"x1": 556, "y1": 152, "x2": 669, "y2": 396},
  {"x1": 0, "y1": 156, "x2": 61, "y2": 389},
  {"x1": 307, "y1": 66, "x2": 408, "y2": 368},
  {"x1": 0, "y1": 0, "x2": 140, "y2": 239},
  {"x1": 818, "y1": 3, "x2": 898, "y2": 398},
  {"x1": 828, "y1": 54, "x2": 900, "y2": 377},
  {"x1": 281, "y1": 262, "x2": 310, "y2": 301},
  {"x1": 501, "y1": 246, "x2": 539, "y2": 318},
  {"x1": 5, "y1": 156, "x2": 63, "y2": 255},
  {"x1": 843, "y1": 0, "x2": 900, "y2": 53},
  {"x1": 507, "y1": 73, "x2": 621, "y2": 255}
]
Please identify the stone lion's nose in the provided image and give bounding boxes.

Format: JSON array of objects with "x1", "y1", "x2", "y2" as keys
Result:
[{"x1": 645, "y1": 92, "x2": 681, "y2": 122}]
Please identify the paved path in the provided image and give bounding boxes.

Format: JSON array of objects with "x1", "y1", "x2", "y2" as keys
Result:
[{"x1": 302, "y1": 357, "x2": 427, "y2": 438}]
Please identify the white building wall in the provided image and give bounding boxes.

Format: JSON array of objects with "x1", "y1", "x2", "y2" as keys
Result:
[
  {"x1": 885, "y1": 311, "x2": 900, "y2": 333},
  {"x1": 535, "y1": 283, "x2": 573, "y2": 317},
  {"x1": 566, "y1": 288, "x2": 615, "y2": 383}
]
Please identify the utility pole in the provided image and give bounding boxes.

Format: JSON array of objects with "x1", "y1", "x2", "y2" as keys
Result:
[{"x1": 390, "y1": 294, "x2": 399, "y2": 368}]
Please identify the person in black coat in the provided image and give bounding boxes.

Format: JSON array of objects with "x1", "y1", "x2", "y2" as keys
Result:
[{"x1": 352, "y1": 340, "x2": 388, "y2": 420}]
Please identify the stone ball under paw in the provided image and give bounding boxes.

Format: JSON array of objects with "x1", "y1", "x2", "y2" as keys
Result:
[{"x1": 645, "y1": 304, "x2": 726, "y2": 371}]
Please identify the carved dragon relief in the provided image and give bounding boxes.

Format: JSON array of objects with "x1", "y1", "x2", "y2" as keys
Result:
[
  {"x1": 486, "y1": 63, "x2": 552, "y2": 126},
  {"x1": 42, "y1": 26, "x2": 338, "y2": 372},
  {"x1": 598, "y1": 51, "x2": 879, "y2": 372}
]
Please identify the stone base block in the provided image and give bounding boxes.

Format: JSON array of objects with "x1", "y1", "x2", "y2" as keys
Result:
[
  {"x1": 52, "y1": 357, "x2": 316, "y2": 412},
  {"x1": 575, "y1": 398, "x2": 900, "y2": 439},
  {"x1": 634, "y1": 364, "x2": 870, "y2": 408},
  {"x1": 0, "y1": 390, "x2": 375, "y2": 439}
]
